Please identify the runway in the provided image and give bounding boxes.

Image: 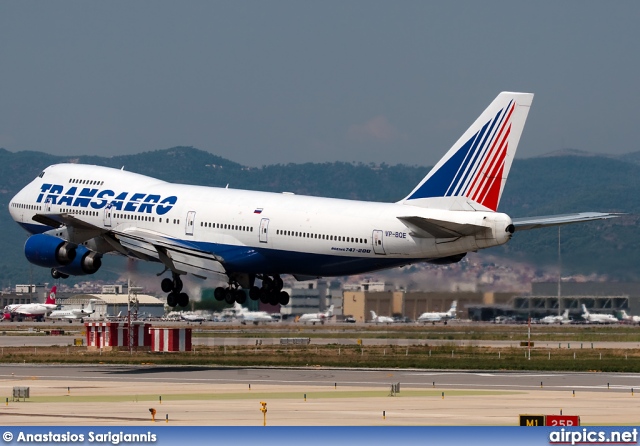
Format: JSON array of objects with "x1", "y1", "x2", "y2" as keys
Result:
[
  {"x1": 0, "y1": 365, "x2": 639, "y2": 426},
  {"x1": 1, "y1": 364, "x2": 639, "y2": 391}
]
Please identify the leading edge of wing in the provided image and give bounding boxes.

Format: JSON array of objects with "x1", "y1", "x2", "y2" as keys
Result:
[{"x1": 512, "y1": 212, "x2": 622, "y2": 231}]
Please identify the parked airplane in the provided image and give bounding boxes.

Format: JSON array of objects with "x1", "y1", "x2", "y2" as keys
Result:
[
  {"x1": 581, "y1": 304, "x2": 618, "y2": 324},
  {"x1": 9, "y1": 92, "x2": 618, "y2": 310},
  {"x1": 180, "y1": 312, "x2": 207, "y2": 323},
  {"x1": 48, "y1": 299, "x2": 97, "y2": 322},
  {"x1": 540, "y1": 309, "x2": 571, "y2": 324},
  {"x1": 417, "y1": 300, "x2": 457, "y2": 324},
  {"x1": 232, "y1": 302, "x2": 274, "y2": 325},
  {"x1": 620, "y1": 310, "x2": 640, "y2": 324},
  {"x1": 298, "y1": 305, "x2": 334, "y2": 325},
  {"x1": 370, "y1": 311, "x2": 394, "y2": 324},
  {"x1": 3, "y1": 286, "x2": 58, "y2": 322}
]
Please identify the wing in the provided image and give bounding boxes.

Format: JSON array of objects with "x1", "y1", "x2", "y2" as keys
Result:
[
  {"x1": 110, "y1": 228, "x2": 227, "y2": 278},
  {"x1": 33, "y1": 212, "x2": 227, "y2": 279},
  {"x1": 512, "y1": 212, "x2": 620, "y2": 231}
]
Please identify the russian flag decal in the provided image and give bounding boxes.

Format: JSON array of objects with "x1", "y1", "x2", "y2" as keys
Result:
[{"x1": 254, "y1": 208, "x2": 263, "y2": 214}]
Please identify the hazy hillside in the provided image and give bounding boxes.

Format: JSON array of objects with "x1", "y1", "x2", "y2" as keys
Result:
[{"x1": 0, "y1": 146, "x2": 637, "y2": 286}]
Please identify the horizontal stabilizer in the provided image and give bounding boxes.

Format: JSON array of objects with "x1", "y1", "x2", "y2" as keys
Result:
[
  {"x1": 512, "y1": 212, "x2": 620, "y2": 231},
  {"x1": 398, "y1": 216, "x2": 486, "y2": 238}
]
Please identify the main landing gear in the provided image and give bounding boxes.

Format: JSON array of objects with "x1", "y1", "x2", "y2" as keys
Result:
[
  {"x1": 214, "y1": 275, "x2": 289, "y2": 306},
  {"x1": 161, "y1": 273, "x2": 189, "y2": 308}
]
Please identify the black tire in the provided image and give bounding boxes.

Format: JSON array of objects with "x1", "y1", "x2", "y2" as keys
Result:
[
  {"x1": 259, "y1": 289, "x2": 269, "y2": 304},
  {"x1": 167, "y1": 292, "x2": 178, "y2": 307},
  {"x1": 268, "y1": 292, "x2": 279, "y2": 306},
  {"x1": 234, "y1": 289, "x2": 246, "y2": 304},
  {"x1": 278, "y1": 291, "x2": 290, "y2": 306},
  {"x1": 161, "y1": 278, "x2": 173, "y2": 293},
  {"x1": 262, "y1": 278, "x2": 274, "y2": 293},
  {"x1": 249, "y1": 286, "x2": 260, "y2": 301},
  {"x1": 51, "y1": 268, "x2": 61, "y2": 279},
  {"x1": 173, "y1": 277, "x2": 183, "y2": 293},
  {"x1": 224, "y1": 289, "x2": 235, "y2": 304},
  {"x1": 274, "y1": 276, "x2": 284, "y2": 291},
  {"x1": 214, "y1": 287, "x2": 226, "y2": 301},
  {"x1": 178, "y1": 293, "x2": 189, "y2": 308}
]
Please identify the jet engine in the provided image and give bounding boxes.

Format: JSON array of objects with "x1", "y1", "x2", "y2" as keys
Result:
[
  {"x1": 24, "y1": 234, "x2": 76, "y2": 268},
  {"x1": 55, "y1": 245, "x2": 103, "y2": 276}
]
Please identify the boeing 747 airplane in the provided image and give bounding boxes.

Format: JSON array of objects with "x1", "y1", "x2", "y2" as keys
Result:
[{"x1": 8, "y1": 92, "x2": 618, "y2": 309}]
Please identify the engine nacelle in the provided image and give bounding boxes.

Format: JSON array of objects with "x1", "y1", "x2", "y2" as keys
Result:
[
  {"x1": 25, "y1": 234, "x2": 76, "y2": 268},
  {"x1": 56, "y1": 245, "x2": 102, "y2": 276}
]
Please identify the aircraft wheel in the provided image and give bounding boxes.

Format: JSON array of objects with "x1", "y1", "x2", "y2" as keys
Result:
[
  {"x1": 173, "y1": 277, "x2": 183, "y2": 293},
  {"x1": 278, "y1": 291, "x2": 290, "y2": 306},
  {"x1": 161, "y1": 278, "x2": 173, "y2": 293},
  {"x1": 214, "y1": 287, "x2": 226, "y2": 301},
  {"x1": 249, "y1": 286, "x2": 260, "y2": 301},
  {"x1": 224, "y1": 289, "x2": 235, "y2": 304},
  {"x1": 274, "y1": 276, "x2": 284, "y2": 291},
  {"x1": 178, "y1": 293, "x2": 189, "y2": 308},
  {"x1": 167, "y1": 292, "x2": 178, "y2": 307},
  {"x1": 268, "y1": 292, "x2": 279, "y2": 306},
  {"x1": 262, "y1": 278, "x2": 274, "y2": 293},
  {"x1": 234, "y1": 289, "x2": 246, "y2": 304}
]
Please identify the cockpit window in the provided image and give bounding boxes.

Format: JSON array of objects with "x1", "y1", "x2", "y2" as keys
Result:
[{"x1": 37, "y1": 171, "x2": 45, "y2": 179}]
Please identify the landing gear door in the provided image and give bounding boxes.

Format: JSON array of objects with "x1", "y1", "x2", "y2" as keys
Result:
[
  {"x1": 185, "y1": 211, "x2": 196, "y2": 236},
  {"x1": 103, "y1": 203, "x2": 112, "y2": 228},
  {"x1": 372, "y1": 229, "x2": 386, "y2": 255},
  {"x1": 259, "y1": 218, "x2": 270, "y2": 243}
]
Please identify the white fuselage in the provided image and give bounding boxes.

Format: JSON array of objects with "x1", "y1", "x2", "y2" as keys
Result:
[
  {"x1": 9, "y1": 164, "x2": 513, "y2": 278},
  {"x1": 4, "y1": 303, "x2": 57, "y2": 317}
]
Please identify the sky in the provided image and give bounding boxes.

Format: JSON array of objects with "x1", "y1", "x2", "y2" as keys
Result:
[{"x1": 1, "y1": 1, "x2": 639, "y2": 168}]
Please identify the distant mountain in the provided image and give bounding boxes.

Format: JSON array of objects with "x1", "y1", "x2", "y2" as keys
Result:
[{"x1": 0, "y1": 147, "x2": 638, "y2": 286}]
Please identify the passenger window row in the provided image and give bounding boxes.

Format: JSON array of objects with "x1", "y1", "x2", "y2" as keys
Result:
[
  {"x1": 69, "y1": 179, "x2": 104, "y2": 186},
  {"x1": 276, "y1": 229, "x2": 366, "y2": 244},
  {"x1": 200, "y1": 221, "x2": 254, "y2": 232}
]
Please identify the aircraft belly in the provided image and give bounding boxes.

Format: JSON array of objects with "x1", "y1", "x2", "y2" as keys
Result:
[{"x1": 189, "y1": 240, "x2": 423, "y2": 276}]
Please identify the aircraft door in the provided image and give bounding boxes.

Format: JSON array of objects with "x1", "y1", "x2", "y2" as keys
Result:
[
  {"x1": 259, "y1": 218, "x2": 270, "y2": 243},
  {"x1": 372, "y1": 230, "x2": 386, "y2": 255},
  {"x1": 103, "y1": 203, "x2": 112, "y2": 227},
  {"x1": 185, "y1": 211, "x2": 196, "y2": 236}
]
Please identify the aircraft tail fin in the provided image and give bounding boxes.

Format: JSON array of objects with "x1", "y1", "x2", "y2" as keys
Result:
[
  {"x1": 370, "y1": 311, "x2": 377, "y2": 320},
  {"x1": 45, "y1": 286, "x2": 57, "y2": 305},
  {"x1": 562, "y1": 309, "x2": 569, "y2": 319},
  {"x1": 86, "y1": 299, "x2": 97, "y2": 314},
  {"x1": 400, "y1": 92, "x2": 533, "y2": 211},
  {"x1": 327, "y1": 305, "x2": 334, "y2": 317},
  {"x1": 581, "y1": 304, "x2": 589, "y2": 316},
  {"x1": 448, "y1": 300, "x2": 458, "y2": 317}
]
